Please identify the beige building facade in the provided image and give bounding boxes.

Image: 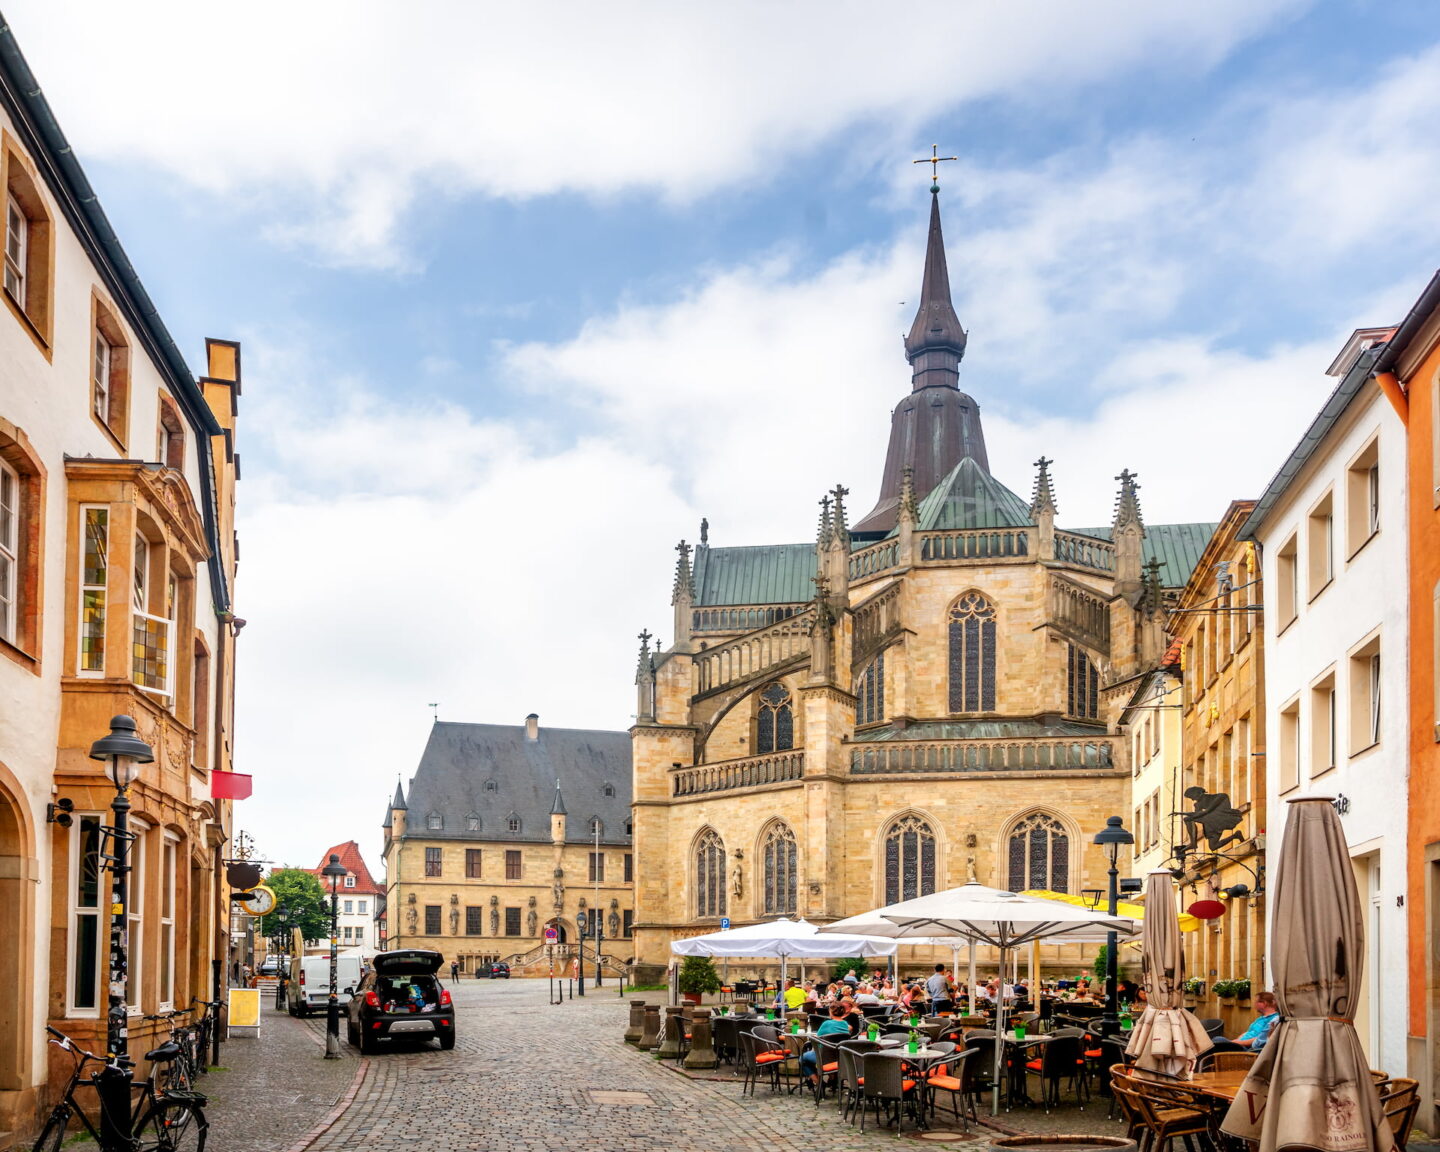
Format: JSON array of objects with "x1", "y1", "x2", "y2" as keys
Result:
[
  {"x1": 384, "y1": 716, "x2": 634, "y2": 976},
  {"x1": 1172, "y1": 501, "x2": 1266, "y2": 1036},
  {"x1": 629, "y1": 190, "x2": 1217, "y2": 977},
  {"x1": 0, "y1": 27, "x2": 244, "y2": 1145}
]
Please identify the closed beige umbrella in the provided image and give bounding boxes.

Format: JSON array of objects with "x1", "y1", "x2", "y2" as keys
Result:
[
  {"x1": 1221, "y1": 797, "x2": 1395, "y2": 1151},
  {"x1": 1125, "y1": 869, "x2": 1210, "y2": 1078}
]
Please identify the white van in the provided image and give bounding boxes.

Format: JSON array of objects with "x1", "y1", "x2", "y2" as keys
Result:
[{"x1": 288, "y1": 953, "x2": 364, "y2": 1016}]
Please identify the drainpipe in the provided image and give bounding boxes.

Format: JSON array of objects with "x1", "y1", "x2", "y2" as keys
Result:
[{"x1": 1374, "y1": 371, "x2": 1408, "y2": 423}]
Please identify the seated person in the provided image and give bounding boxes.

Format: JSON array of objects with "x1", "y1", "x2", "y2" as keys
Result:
[
  {"x1": 782, "y1": 977, "x2": 808, "y2": 1012},
  {"x1": 839, "y1": 998, "x2": 864, "y2": 1034},
  {"x1": 853, "y1": 983, "x2": 881, "y2": 1007},
  {"x1": 799, "y1": 1004, "x2": 854, "y2": 1083},
  {"x1": 1230, "y1": 991, "x2": 1280, "y2": 1049}
]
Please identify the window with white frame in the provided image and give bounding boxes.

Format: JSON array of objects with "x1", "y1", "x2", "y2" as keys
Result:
[
  {"x1": 93, "y1": 332, "x2": 112, "y2": 422},
  {"x1": 344, "y1": 874, "x2": 355, "y2": 888},
  {"x1": 343, "y1": 899, "x2": 353, "y2": 914},
  {"x1": 1278, "y1": 699, "x2": 1300, "y2": 794},
  {"x1": 1346, "y1": 439, "x2": 1381, "y2": 556},
  {"x1": 79, "y1": 506, "x2": 109, "y2": 673},
  {"x1": 1307, "y1": 492, "x2": 1334, "y2": 599},
  {"x1": 70, "y1": 815, "x2": 103, "y2": 1014},
  {"x1": 127, "y1": 823, "x2": 147, "y2": 1014},
  {"x1": 1349, "y1": 637, "x2": 1382, "y2": 754},
  {"x1": 4, "y1": 193, "x2": 25, "y2": 304},
  {"x1": 1276, "y1": 534, "x2": 1298, "y2": 627},
  {"x1": 130, "y1": 533, "x2": 171, "y2": 697},
  {"x1": 358, "y1": 899, "x2": 367, "y2": 914},
  {"x1": 159, "y1": 836, "x2": 177, "y2": 1009},
  {"x1": 354, "y1": 925, "x2": 364, "y2": 943},
  {"x1": 0, "y1": 457, "x2": 16, "y2": 643},
  {"x1": 1309, "y1": 672, "x2": 1337, "y2": 777}
]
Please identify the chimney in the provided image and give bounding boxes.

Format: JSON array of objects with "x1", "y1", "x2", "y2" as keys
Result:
[{"x1": 525, "y1": 713, "x2": 539, "y2": 741}]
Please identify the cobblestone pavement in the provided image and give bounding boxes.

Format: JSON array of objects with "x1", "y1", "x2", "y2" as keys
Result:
[
  {"x1": 285, "y1": 979, "x2": 1126, "y2": 1152},
  {"x1": 198, "y1": 996, "x2": 359, "y2": 1152}
]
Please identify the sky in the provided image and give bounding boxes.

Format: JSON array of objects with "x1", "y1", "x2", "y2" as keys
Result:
[{"x1": 8, "y1": 1, "x2": 1440, "y2": 874}]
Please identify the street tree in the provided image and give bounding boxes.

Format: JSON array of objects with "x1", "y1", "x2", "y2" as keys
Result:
[{"x1": 260, "y1": 867, "x2": 332, "y2": 945}]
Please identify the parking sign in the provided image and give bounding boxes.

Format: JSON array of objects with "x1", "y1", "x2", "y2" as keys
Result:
[{"x1": 720, "y1": 917, "x2": 731, "y2": 931}]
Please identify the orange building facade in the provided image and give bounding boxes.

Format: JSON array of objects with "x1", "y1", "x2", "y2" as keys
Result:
[{"x1": 1373, "y1": 270, "x2": 1440, "y2": 1134}]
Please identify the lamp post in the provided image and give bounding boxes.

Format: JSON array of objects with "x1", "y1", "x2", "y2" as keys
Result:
[
  {"x1": 592, "y1": 818, "x2": 603, "y2": 989},
  {"x1": 274, "y1": 908, "x2": 291, "y2": 1009},
  {"x1": 89, "y1": 714, "x2": 153, "y2": 1150},
  {"x1": 321, "y1": 853, "x2": 347, "y2": 1058},
  {"x1": 1092, "y1": 815, "x2": 1134, "y2": 1038}
]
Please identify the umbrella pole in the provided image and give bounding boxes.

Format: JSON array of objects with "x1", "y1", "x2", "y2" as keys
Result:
[
  {"x1": 993, "y1": 944, "x2": 1006, "y2": 1116},
  {"x1": 968, "y1": 940, "x2": 977, "y2": 1009}
]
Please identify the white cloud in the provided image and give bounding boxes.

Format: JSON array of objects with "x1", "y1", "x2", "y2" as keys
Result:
[{"x1": 4, "y1": 0, "x2": 1303, "y2": 266}]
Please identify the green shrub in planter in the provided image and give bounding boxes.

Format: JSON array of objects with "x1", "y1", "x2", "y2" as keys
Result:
[
  {"x1": 1211, "y1": 979, "x2": 1241, "y2": 1001},
  {"x1": 678, "y1": 956, "x2": 722, "y2": 998},
  {"x1": 1182, "y1": 977, "x2": 1206, "y2": 996}
]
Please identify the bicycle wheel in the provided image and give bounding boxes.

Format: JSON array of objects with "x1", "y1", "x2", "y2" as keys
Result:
[
  {"x1": 30, "y1": 1106, "x2": 71, "y2": 1152},
  {"x1": 135, "y1": 1098, "x2": 207, "y2": 1152}
]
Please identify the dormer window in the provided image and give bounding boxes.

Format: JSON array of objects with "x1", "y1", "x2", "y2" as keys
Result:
[
  {"x1": 625, "y1": 820, "x2": 633, "y2": 836},
  {"x1": 466, "y1": 812, "x2": 481, "y2": 832},
  {"x1": 484, "y1": 779, "x2": 498, "y2": 793},
  {"x1": 427, "y1": 812, "x2": 442, "y2": 831},
  {"x1": 344, "y1": 874, "x2": 356, "y2": 888},
  {"x1": 506, "y1": 813, "x2": 521, "y2": 833},
  {"x1": 588, "y1": 817, "x2": 603, "y2": 837},
  {"x1": 602, "y1": 782, "x2": 616, "y2": 798}
]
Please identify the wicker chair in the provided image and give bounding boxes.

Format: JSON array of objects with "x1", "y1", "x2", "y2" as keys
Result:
[
  {"x1": 1124, "y1": 1077, "x2": 1213, "y2": 1152},
  {"x1": 926, "y1": 1045, "x2": 981, "y2": 1130},
  {"x1": 1196, "y1": 1050, "x2": 1256, "y2": 1073},
  {"x1": 859, "y1": 1052, "x2": 922, "y2": 1131},
  {"x1": 738, "y1": 1028, "x2": 786, "y2": 1096},
  {"x1": 835, "y1": 1041, "x2": 878, "y2": 1123},
  {"x1": 1023, "y1": 1033, "x2": 1087, "y2": 1111},
  {"x1": 1380, "y1": 1077, "x2": 1419, "y2": 1151}
]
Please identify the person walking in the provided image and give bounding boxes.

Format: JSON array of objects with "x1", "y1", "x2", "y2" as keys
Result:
[
  {"x1": 926, "y1": 963, "x2": 952, "y2": 1014},
  {"x1": 450, "y1": 959, "x2": 460, "y2": 982}
]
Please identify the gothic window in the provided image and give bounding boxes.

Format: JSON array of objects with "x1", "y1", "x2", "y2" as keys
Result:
[
  {"x1": 883, "y1": 814, "x2": 937, "y2": 905},
  {"x1": 694, "y1": 829, "x2": 726, "y2": 919},
  {"x1": 1067, "y1": 644, "x2": 1099, "y2": 720},
  {"x1": 855, "y1": 652, "x2": 885, "y2": 726},
  {"x1": 761, "y1": 822, "x2": 798, "y2": 916},
  {"x1": 948, "y1": 593, "x2": 997, "y2": 712},
  {"x1": 1005, "y1": 812, "x2": 1071, "y2": 893},
  {"x1": 756, "y1": 682, "x2": 794, "y2": 753},
  {"x1": 426, "y1": 812, "x2": 443, "y2": 831}
]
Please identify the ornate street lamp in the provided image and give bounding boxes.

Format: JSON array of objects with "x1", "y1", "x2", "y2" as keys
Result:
[
  {"x1": 1092, "y1": 815, "x2": 1134, "y2": 1037},
  {"x1": 274, "y1": 907, "x2": 292, "y2": 1009},
  {"x1": 322, "y1": 853, "x2": 347, "y2": 1058},
  {"x1": 88, "y1": 714, "x2": 153, "y2": 1147}
]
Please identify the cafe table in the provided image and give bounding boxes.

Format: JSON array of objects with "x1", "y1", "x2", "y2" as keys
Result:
[
  {"x1": 999, "y1": 1032, "x2": 1052, "y2": 1108},
  {"x1": 872, "y1": 1046, "x2": 955, "y2": 1129},
  {"x1": 1185, "y1": 1069, "x2": 1249, "y2": 1103}
]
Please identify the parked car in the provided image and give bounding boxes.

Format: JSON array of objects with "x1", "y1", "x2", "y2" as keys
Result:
[
  {"x1": 346, "y1": 949, "x2": 455, "y2": 1053},
  {"x1": 476, "y1": 961, "x2": 510, "y2": 979},
  {"x1": 257, "y1": 956, "x2": 282, "y2": 977},
  {"x1": 289, "y1": 954, "x2": 364, "y2": 1017}
]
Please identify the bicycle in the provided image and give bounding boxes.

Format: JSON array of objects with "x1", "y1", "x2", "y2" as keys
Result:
[
  {"x1": 33, "y1": 1025, "x2": 208, "y2": 1151},
  {"x1": 190, "y1": 997, "x2": 223, "y2": 1072},
  {"x1": 142, "y1": 1011, "x2": 204, "y2": 1094}
]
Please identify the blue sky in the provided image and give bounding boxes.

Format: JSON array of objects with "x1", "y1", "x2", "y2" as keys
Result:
[{"x1": 10, "y1": 0, "x2": 1440, "y2": 869}]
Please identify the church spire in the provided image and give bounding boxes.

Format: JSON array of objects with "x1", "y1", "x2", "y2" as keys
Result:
[{"x1": 903, "y1": 188, "x2": 968, "y2": 390}]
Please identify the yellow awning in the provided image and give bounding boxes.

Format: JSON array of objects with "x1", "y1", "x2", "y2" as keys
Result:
[{"x1": 1020, "y1": 890, "x2": 1201, "y2": 933}]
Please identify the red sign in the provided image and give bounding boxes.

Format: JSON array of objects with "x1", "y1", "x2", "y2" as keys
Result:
[
  {"x1": 212, "y1": 771, "x2": 253, "y2": 801},
  {"x1": 1187, "y1": 899, "x2": 1226, "y2": 920}
]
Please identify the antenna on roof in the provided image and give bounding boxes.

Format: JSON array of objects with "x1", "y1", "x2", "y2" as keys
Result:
[{"x1": 427, "y1": 702, "x2": 440, "y2": 722}]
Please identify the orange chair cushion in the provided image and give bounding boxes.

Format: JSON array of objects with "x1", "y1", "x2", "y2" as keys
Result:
[
  {"x1": 1025, "y1": 1059, "x2": 1043, "y2": 1072},
  {"x1": 755, "y1": 1052, "x2": 785, "y2": 1063},
  {"x1": 902, "y1": 1079, "x2": 918, "y2": 1092},
  {"x1": 821, "y1": 1062, "x2": 839, "y2": 1073},
  {"x1": 1085, "y1": 1049, "x2": 1102, "y2": 1058},
  {"x1": 929, "y1": 1075, "x2": 962, "y2": 1091}
]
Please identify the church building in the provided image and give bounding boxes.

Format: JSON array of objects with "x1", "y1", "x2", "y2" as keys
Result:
[{"x1": 628, "y1": 186, "x2": 1216, "y2": 975}]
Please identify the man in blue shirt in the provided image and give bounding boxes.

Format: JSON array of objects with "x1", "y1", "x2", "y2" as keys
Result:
[{"x1": 1232, "y1": 991, "x2": 1280, "y2": 1048}]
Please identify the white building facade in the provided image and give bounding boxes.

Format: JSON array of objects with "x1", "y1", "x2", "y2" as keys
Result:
[{"x1": 1243, "y1": 338, "x2": 1409, "y2": 1073}]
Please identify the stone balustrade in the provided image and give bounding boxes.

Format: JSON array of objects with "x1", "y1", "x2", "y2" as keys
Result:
[
  {"x1": 692, "y1": 604, "x2": 805, "y2": 634},
  {"x1": 694, "y1": 610, "x2": 814, "y2": 695},
  {"x1": 849, "y1": 539, "x2": 899, "y2": 581},
  {"x1": 919, "y1": 527, "x2": 1032, "y2": 562},
  {"x1": 1053, "y1": 530, "x2": 1115, "y2": 573},
  {"x1": 848, "y1": 735, "x2": 1116, "y2": 776},
  {"x1": 671, "y1": 750, "x2": 805, "y2": 797}
]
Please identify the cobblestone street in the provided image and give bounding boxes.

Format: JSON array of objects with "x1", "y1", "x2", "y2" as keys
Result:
[{"x1": 193, "y1": 979, "x2": 1147, "y2": 1151}]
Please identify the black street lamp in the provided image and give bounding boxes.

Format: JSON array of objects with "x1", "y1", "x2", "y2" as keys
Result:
[
  {"x1": 322, "y1": 853, "x2": 347, "y2": 1058},
  {"x1": 1092, "y1": 815, "x2": 1135, "y2": 1038},
  {"x1": 274, "y1": 908, "x2": 292, "y2": 1009},
  {"x1": 88, "y1": 714, "x2": 153, "y2": 1149}
]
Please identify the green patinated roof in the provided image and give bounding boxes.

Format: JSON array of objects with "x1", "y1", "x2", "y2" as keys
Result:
[
  {"x1": 850, "y1": 719, "x2": 1106, "y2": 743},
  {"x1": 913, "y1": 457, "x2": 1034, "y2": 531},
  {"x1": 693, "y1": 543, "x2": 815, "y2": 607},
  {"x1": 1067, "y1": 523, "x2": 1218, "y2": 588}
]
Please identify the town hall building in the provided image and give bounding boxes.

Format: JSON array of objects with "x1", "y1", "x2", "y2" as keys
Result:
[{"x1": 627, "y1": 186, "x2": 1216, "y2": 974}]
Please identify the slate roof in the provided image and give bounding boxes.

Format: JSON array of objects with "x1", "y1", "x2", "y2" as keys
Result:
[
  {"x1": 1065, "y1": 523, "x2": 1218, "y2": 588},
  {"x1": 850, "y1": 719, "x2": 1107, "y2": 743},
  {"x1": 398, "y1": 720, "x2": 632, "y2": 847},
  {"x1": 692, "y1": 542, "x2": 815, "y2": 607},
  {"x1": 308, "y1": 840, "x2": 383, "y2": 895},
  {"x1": 913, "y1": 458, "x2": 1034, "y2": 531}
]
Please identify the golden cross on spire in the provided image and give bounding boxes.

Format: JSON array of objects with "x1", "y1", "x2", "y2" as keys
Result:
[{"x1": 913, "y1": 144, "x2": 958, "y2": 189}]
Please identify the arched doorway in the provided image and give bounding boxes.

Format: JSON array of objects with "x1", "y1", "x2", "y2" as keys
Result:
[
  {"x1": 0, "y1": 773, "x2": 36, "y2": 1136},
  {"x1": 544, "y1": 918, "x2": 568, "y2": 945}
]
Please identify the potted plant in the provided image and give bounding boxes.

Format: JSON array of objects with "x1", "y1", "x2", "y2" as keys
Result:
[
  {"x1": 1212, "y1": 979, "x2": 1238, "y2": 1007},
  {"x1": 1182, "y1": 977, "x2": 1205, "y2": 1008},
  {"x1": 1233, "y1": 978, "x2": 1252, "y2": 1008},
  {"x1": 677, "y1": 956, "x2": 722, "y2": 1004}
]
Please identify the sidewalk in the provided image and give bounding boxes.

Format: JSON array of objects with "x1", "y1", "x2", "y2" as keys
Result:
[{"x1": 198, "y1": 1000, "x2": 362, "y2": 1152}]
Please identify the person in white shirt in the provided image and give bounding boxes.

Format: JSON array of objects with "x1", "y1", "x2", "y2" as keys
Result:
[{"x1": 854, "y1": 984, "x2": 881, "y2": 1006}]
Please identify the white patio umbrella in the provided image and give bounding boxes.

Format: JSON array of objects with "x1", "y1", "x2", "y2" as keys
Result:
[
  {"x1": 671, "y1": 917, "x2": 898, "y2": 994},
  {"x1": 822, "y1": 881, "x2": 1138, "y2": 1115}
]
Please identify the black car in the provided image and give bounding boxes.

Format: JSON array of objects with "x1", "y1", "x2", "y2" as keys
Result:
[
  {"x1": 476, "y1": 961, "x2": 510, "y2": 979},
  {"x1": 346, "y1": 949, "x2": 455, "y2": 1052}
]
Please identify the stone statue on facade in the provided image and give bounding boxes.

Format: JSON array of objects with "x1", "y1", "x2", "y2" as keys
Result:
[
  {"x1": 731, "y1": 850, "x2": 743, "y2": 900},
  {"x1": 449, "y1": 894, "x2": 460, "y2": 935},
  {"x1": 553, "y1": 867, "x2": 565, "y2": 911},
  {"x1": 405, "y1": 894, "x2": 417, "y2": 934},
  {"x1": 489, "y1": 894, "x2": 499, "y2": 935},
  {"x1": 527, "y1": 904, "x2": 538, "y2": 936},
  {"x1": 608, "y1": 898, "x2": 620, "y2": 936}
]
